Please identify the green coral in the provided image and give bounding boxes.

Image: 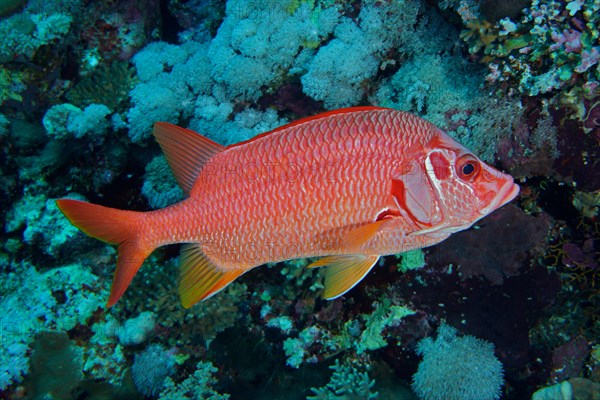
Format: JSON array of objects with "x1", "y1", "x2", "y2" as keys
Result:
[
  {"x1": 357, "y1": 300, "x2": 415, "y2": 353},
  {"x1": 28, "y1": 332, "x2": 84, "y2": 399},
  {"x1": 283, "y1": 326, "x2": 320, "y2": 368},
  {"x1": 276, "y1": 257, "x2": 323, "y2": 292},
  {"x1": 159, "y1": 361, "x2": 230, "y2": 400},
  {"x1": 266, "y1": 316, "x2": 294, "y2": 334},
  {"x1": 396, "y1": 249, "x2": 426, "y2": 273},
  {"x1": 0, "y1": 67, "x2": 25, "y2": 105},
  {"x1": 282, "y1": 298, "x2": 415, "y2": 369},
  {"x1": 308, "y1": 359, "x2": 378, "y2": 400},
  {"x1": 66, "y1": 61, "x2": 137, "y2": 112}
]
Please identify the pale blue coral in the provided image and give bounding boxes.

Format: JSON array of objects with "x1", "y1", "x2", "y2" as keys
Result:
[
  {"x1": 142, "y1": 155, "x2": 185, "y2": 209},
  {"x1": 132, "y1": 344, "x2": 176, "y2": 397},
  {"x1": 412, "y1": 323, "x2": 504, "y2": 400},
  {"x1": 303, "y1": 0, "x2": 420, "y2": 108},
  {"x1": 0, "y1": 262, "x2": 107, "y2": 390},
  {"x1": 189, "y1": 98, "x2": 286, "y2": 145},
  {"x1": 209, "y1": 0, "x2": 339, "y2": 101},
  {"x1": 43, "y1": 103, "x2": 112, "y2": 140},
  {"x1": 5, "y1": 194, "x2": 83, "y2": 257},
  {"x1": 0, "y1": 12, "x2": 72, "y2": 62},
  {"x1": 128, "y1": 41, "x2": 208, "y2": 142},
  {"x1": 127, "y1": 0, "x2": 337, "y2": 143}
]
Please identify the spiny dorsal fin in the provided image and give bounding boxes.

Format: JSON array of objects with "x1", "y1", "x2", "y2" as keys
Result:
[
  {"x1": 228, "y1": 106, "x2": 389, "y2": 149},
  {"x1": 153, "y1": 123, "x2": 225, "y2": 194},
  {"x1": 308, "y1": 255, "x2": 380, "y2": 299},
  {"x1": 179, "y1": 243, "x2": 245, "y2": 308}
]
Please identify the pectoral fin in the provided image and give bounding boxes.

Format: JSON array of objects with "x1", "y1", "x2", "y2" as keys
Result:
[
  {"x1": 179, "y1": 244, "x2": 245, "y2": 308},
  {"x1": 343, "y1": 219, "x2": 391, "y2": 248},
  {"x1": 308, "y1": 255, "x2": 380, "y2": 299}
]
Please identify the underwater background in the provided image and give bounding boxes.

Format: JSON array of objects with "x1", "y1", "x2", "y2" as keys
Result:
[{"x1": 1, "y1": 0, "x2": 599, "y2": 399}]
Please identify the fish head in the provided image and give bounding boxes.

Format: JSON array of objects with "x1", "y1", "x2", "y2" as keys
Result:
[
  {"x1": 391, "y1": 129, "x2": 520, "y2": 239},
  {"x1": 419, "y1": 130, "x2": 520, "y2": 234}
]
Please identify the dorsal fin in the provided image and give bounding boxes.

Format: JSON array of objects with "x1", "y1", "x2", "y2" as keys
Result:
[
  {"x1": 228, "y1": 106, "x2": 389, "y2": 149},
  {"x1": 153, "y1": 122, "x2": 225, "y2": 194}
]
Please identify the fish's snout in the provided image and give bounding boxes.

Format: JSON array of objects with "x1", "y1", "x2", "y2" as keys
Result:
[
  {"x1": 500, "y1": 179, "x2": 520, "y2": 206},
  {"x1": 477, "y1": 173, "x2": 520, "y2": 216}
]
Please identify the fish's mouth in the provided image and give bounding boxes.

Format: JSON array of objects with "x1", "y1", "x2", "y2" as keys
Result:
[{"x1": 479, "y1": 178, "x2": 520, "y2": 216}]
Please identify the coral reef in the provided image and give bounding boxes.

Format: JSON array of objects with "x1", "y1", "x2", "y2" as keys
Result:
[{"x1": 1, "y1": 0, "x2": 599, "y2": 398}]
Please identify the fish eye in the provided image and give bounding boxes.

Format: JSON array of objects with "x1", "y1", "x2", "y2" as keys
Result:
[
  {"x1": 456, "y1": 155, "x2": 480, "y2": 182},
  {"x1": 462, "y1": 163, "x2": 475, "y2": 175}
]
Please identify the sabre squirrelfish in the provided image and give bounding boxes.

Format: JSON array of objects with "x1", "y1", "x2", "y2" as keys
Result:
[{"x1": 57, "y1": 107, "x2": 519, "y2": 308}]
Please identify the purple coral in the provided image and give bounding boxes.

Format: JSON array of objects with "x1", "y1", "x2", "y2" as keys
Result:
[
  {"x1": 550, "y1": 28, "x2": 582, "y2": 53},
  {"x1": 583, "y1": 99, "x2": 600, "y2": 131},
  {"x1": 575, "y1": 47, "x2": 600, "y2": 73}
]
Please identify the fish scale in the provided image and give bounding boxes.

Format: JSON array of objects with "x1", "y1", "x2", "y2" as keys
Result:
[{"x1": 57, "y1": 106, "x2": 519, "y2": 307}]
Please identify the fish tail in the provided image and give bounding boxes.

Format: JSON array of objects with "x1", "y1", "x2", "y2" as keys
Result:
[{"x1": 56, "y1": 199, "x2": 155, "y2": 307}]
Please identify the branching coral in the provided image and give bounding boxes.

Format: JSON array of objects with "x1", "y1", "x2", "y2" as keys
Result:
[
  {"x1": 308, "y1": 358, "x2": 378, "y2": 400},
  {"x1": 457, "y1": 0, "x2": 600, "y2": 123},
  {"x1": 158, "y1": 360, "x2": 230, "y2": 399}
]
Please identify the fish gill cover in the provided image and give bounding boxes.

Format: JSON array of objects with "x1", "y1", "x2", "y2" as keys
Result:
[{"x1": 0, "y1": 0, "x2": 599, "y2": 399}]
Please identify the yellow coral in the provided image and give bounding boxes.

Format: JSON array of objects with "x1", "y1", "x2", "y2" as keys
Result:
[{"x1": 0, "y1": 67, "x2": 25, "y2": 105}]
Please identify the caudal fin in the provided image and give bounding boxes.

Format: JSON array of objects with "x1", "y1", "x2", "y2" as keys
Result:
[{"x1": 56, "y1": 199, "x2": 154, "y2": 307}]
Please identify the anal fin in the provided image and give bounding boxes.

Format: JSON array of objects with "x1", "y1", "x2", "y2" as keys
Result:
[
  {"x1": 308, "y1": 255, "x2": 380, "y2": 299},
  {"x1": 179, "y1": 244, "x2": 244, "y2": 308}
]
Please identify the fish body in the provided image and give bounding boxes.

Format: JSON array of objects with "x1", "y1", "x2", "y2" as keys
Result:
[{"x1": 57, "y1": 107, "x2": 519, "y2": 308}]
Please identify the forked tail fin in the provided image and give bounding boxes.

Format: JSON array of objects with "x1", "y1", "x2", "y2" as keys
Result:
[{"x1": 56, "y1": 199, "x2": 155, "y2": 307}]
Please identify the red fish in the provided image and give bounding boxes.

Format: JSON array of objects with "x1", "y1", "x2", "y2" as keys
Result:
[{"x1": 57, "y1": 107, "x2": 519, "y2": 308}]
